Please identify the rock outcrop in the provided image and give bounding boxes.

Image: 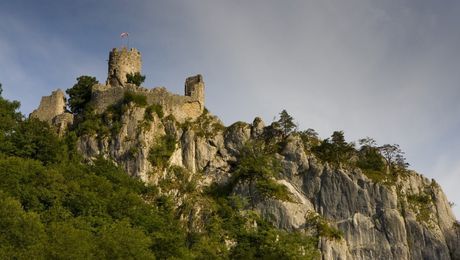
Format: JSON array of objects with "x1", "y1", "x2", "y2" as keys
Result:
[
  {"x1": 31, "y1": 47, "x2": 459, "y2": 259},
  {"x1": 75, "y1": 104, "x2": 459, "y2": 259}
]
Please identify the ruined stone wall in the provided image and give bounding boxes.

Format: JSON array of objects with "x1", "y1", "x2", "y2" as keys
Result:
[
  {"x1": 30, "y1": 89, "x2": 74, "y2": 135},
  {"x1": 185, "y1": 74, "x2": 205, "y2": 108},
  {"x1": 107, "y1": 48, "x2": 142, "y2": 87},
  {"x1": 30, "y1": 89, "x2": 67, "y2": 123},
  {"x1": 91, "y1": 83, "x2": 203, "y2": 123}
]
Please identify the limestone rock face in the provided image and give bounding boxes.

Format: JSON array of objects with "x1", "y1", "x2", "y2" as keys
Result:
[
  {"x1": 75, "y1": 109, "x2": 459, "y2": 259},
  {"x1": 31, "y1": 47, "x2": 459, "y2": 259}
]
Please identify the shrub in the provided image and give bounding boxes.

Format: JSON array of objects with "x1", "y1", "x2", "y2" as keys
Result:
[
  {"x1": 126, "y1": 72, "x2": 146, "y2": 86},
  {"x1": 66, "y1": 76, "x2": 99, "y2": 115},
  {"x1": 407, "y1": 192, "x2": 434, "y2": 225},
  {"x1": 305, "y1": 212, "x2": 343, "y2": 241},
  {"x1": 123, "y1": 91, "x2": 147, "y2": 107},
  {"x1": 145, "y1": 104, "x2": 164, "y2": 120},
  {"x1": 148, "y1": 134, "x2": 176, "y2": 169}
]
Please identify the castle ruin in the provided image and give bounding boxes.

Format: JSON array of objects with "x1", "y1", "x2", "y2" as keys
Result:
[
  {"x1": 90, "y1": 47, "x2": 205, "y2": 122},
  {"x1": 31, "y1": 47, "x2": 206, "y2": 130},
  {"x1": 107, "y1": 48, "x2": 142, "y2": 87}
]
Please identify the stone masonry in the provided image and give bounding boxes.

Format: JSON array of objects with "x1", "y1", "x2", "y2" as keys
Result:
[
  {"x1": 107, "y1": 48, "x2": 142, "y2": 87},
  {"x1": 32, "y1": 47, "x2": 206, "y2": 131},
  {"x1": 91, "y1": 47, "x2": 205, "y2": 123},
  {"x1": 30, "y1": 89, "x2": 67, "y2": 123},
  {"x1": 30, "y1": 89, "x2": 74, "y2": 136}
]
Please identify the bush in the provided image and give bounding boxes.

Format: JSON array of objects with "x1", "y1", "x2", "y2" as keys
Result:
[
  {"x1": 312, "y1": 131, "x2": 356, "y2": 168},
  {"x1": 305, "y1": 212, "x2": 343, "y2": 241},
  {"x1": 0, "y1": 156, "x2": 189, "y2": 259},
  {"x1": 407, "y1": 192, "x2": 434, "y2": 225},
  {"x1": 66, "y1": 76, "x2": 99, "y2": 115},
  {"x1": 148, "y1": 134, "x2": 176, "y2": 169},
  {"x1": 126, "y1": 72, "x2": 146, "y2": 86},
  {"x1": 231, "y1": 140, "x2": 292, "y2": 208},
  {"x1": 123, "y1": 91, "x2": 147, "y2": 107},
  {"x1": 145, "y1": 104, "x2": 164, "y2": 120}
]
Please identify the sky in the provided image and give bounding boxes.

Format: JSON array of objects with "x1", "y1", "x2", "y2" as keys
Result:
[{"x1": 0, "y1": 0, "x2": 459, "y2": 218}]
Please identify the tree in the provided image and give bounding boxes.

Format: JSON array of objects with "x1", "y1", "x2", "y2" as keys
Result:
[
  {"x1": 357, "y1": 138, "x2": 385, "y2": 172},
  {"x1": 358, "y1": 137, "x2": 377, "y2": 148},
  {"x1": 313, "y1": 131, "x2": 355, "y2": 167},
  {"x1": 126, "y1": 72, "x2": 146, "y2": 86},
  {"x1": 232, "y1": 140, "x2": 290, "y2": 208},
  {"x1": 299, "y1": 128, "x2": 320, "y2": 149},
  {"x1": 277, "y1": 109, "x2": 297, "y2": 138},
  {"x1": 0, "y1": 83, "x2": 22, "y2": 154},
  {"x1": 379, "y1": 144, "x2": 408, "y2": 172},
  {"x1": 66, "y1": 76, "x2": 99, "y2": 115},
  {"x1": 8, "y1": 118, "x2": 64, "y2": 164},
  {"x1": 0, "y1": 192, "x2": 46, "y2": 259},
  {"x1": 96, "y1": 221, "x2": 155, "y2": 260}
]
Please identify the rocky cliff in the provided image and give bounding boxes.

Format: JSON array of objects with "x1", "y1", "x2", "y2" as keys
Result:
[
  {"x1": 74, "y1": 101, "x2": 459, "y2": 260},
  {"x1": 31, "y1": 48, "x2": 459, "y2": 259}
]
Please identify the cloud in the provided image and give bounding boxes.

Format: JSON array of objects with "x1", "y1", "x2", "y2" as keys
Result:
[
  {"x1": 0, "y1": 11, "x2": 104, "y2": 114},
  {"x1": 177, "y1": 0, "x2": 460, "y2": 209},
  {"x1": 0, "y1": 0, "x2": 458, "y2": 210}
]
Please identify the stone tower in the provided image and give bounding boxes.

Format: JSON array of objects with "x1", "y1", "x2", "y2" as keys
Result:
[
  {"x1": 185, "y1": 74, "x2": 205, "y2": 107},
  {"x1": 107, "y1": 47, "x2": 142, "y2": 87}
]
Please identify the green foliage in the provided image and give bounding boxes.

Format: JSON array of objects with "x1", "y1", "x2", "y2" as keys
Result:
[
  {"x1": 305, "y1": 212, "x2": 343, "y2": 241},
  {"x1": 298, "y1": 128, "x2": 320, "y2": 150},
  {"x1": 407, "y1": 192, "x2": 434, "y2": 225},
  {"x1": 126, "y1": 72, "x2": 146, "y2": 86},
  {"x1": 145, "y1": 104, "x2": 164, "y2": 120},
  {"x1": 191, "y1": 190, "x2": 320, "y2": 259},
  {"x1": 73, "y1": 91, "x2": 149, "y2": 137},
  {"x1": 179, "y1": 109, "x2": 225, "y2": 139},
  {"x1": 159, "y1": 166, "x2": 197, "y2": 194},
  {"x1": 148, "y1": 134, "x2": 176, "y2": 169},
  {"x1": 6, "y1": 118, "x2": 65, "y2": 164},
  {"x1": 0, "y1": 95, "x2": 66, "y2": 164},
  {"x1": 0, "y1": 87, "x2": 323, "y2": 259},
  {"x1": 66, "y1": 76, "x2": 99, "y2": 115},
  {"x1": 256, "y1": 178, "x2": 292, "y2": 202},
  {"x1": 313, "y1": 131, "x2": 356, "y2": 168},
  {"x1": 277, "y1": 109, "x2": 297, "y2": 138},
  {"x1": 0, "y1": 155, "x2": 189, "y2": 259},
  {"x1": 0, "y1": 86, "x2": 22, "y2": 153},
  {"x1": 123, "y1": 91, "x2": 148, "y2": 107},
  {"x1": 96, "y1": 220, "x2": 155, "y2": 259},
  {"x1": 230, "y1": 227, "x2": 320, "y2": 259},
  {"x1": 0, "y1": 191, "x2": 46, "y2": 259},
  {"x1": 406, "y1": 189, "x2": 435, "y2": 228},
  {"x1": 407, "y1": 193, "x2": 432, "y2": 205},
  {"x1": 231, "y1": 140, "x2": 291, "y2": 208},
  {"x1": 379, "y1": 144, "x2": 409, "y2": 173}
]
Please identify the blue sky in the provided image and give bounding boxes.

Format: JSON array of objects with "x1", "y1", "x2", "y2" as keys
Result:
[{"x1": 1, "y1": 0, "x2": 459, "y2": 218}]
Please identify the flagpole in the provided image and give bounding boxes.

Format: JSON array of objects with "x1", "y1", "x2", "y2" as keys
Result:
[{"x1": 120, "y1": 32, "x2": 129, "y2": 49}]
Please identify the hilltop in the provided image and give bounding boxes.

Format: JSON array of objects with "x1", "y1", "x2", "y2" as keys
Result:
[{"x1": 1, "y1": 48, "x2": 458, "y2": 259}]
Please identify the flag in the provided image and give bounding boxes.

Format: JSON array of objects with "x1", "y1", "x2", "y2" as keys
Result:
[{"x1": 120, "y1": 32, "x2": 129, "y2": 38}]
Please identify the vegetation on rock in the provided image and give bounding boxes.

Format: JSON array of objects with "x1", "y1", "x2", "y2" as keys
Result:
[
  {"x1": 66, "y1": 76, "x2": 99, "y2": 115},
  {"x1": 148, "y1": 134, "x2": 176, "y2": 169},
  {"x1": 2, "y1": 77, "x2": 457, "y2": 260},
  {"x1": 230, "y1": 140, "x2": 292, "y2": 208},
  {"x1": 126, "y1": 72, "x2": 146, "y2": 86}
]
